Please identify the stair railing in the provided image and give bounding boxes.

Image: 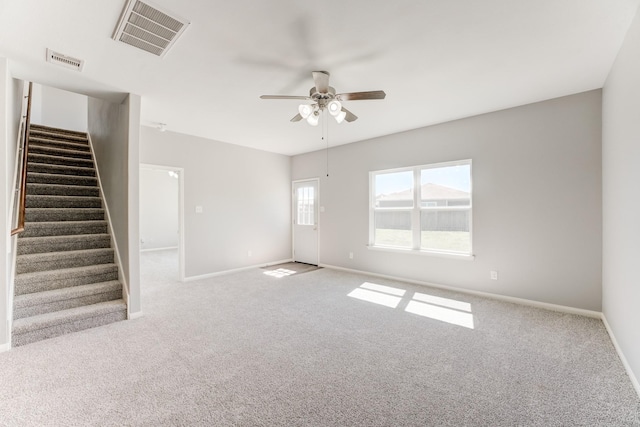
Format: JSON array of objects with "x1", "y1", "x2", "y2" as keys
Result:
[{"x1": 11, "y1": 81, "x2": 33, "y2": 236}]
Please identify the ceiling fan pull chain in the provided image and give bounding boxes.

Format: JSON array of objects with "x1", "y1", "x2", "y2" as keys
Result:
[{"x1": 325, "y1": 113, "x2": 330, "y2": 177}]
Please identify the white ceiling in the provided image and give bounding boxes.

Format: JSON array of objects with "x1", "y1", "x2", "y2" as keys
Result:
[{"x1": 1, "y1": 0, "x2": 638, "y2": 155}]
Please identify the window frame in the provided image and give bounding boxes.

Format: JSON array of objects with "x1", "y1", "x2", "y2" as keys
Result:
[
  {"x1": 369, "y1": 159, "x2": 473, "y2": 259},
  {"x1": 370, "y1": 166, "x2": 415, "y2": 249}
]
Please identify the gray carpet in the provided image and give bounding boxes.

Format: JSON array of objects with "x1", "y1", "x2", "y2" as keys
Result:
[{"x1": 0, "y1": 249, "x2": 638, "y2": 426}]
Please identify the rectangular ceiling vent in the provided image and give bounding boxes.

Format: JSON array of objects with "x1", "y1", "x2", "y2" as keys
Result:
[
  {"x1": 113, "y1": 0, "x2": 190, "y2": 58},
  {"x1": 46, "y1": 49, "x2": 84, "y2": 71}
]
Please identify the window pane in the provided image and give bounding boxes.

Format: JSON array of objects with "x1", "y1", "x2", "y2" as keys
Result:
[
  {"x1": 375, "y1": 171, "x2": 413, "y2": 208},
  {"x1": 375, "y1": 211, "x2": 412, "y2": 248},
  {"x1": 297, "y1": 186, "x2": 314, "y2": 225},
  {"x1": 421, "y1": 210, "x2": 471, "y2": 253},
  {"x1": 421, "y1": 164, "x2": 471, "y2": 207}
]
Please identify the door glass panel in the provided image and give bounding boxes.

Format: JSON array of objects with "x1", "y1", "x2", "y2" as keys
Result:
[{"x1": 297, "y1": 186, "x2": 315, "y2": 225}]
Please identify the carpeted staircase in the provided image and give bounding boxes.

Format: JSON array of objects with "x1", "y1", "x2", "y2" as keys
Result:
[{"x1": 12, "y1": 124, "x2": 127, "y2": 347}]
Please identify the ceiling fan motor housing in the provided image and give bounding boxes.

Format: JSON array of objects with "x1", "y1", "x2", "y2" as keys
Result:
[{"x1": 310, "y1": 86, "x2": 336, "y2": 107}]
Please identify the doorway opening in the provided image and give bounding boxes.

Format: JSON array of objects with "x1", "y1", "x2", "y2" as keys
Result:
[{"x1": 139, "y1": 164, "x2": 185, "y2": 283}]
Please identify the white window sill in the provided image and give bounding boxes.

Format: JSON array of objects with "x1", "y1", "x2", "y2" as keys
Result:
[{"x1": 367, "y1": 245, "x2": 475, "y2": 261}]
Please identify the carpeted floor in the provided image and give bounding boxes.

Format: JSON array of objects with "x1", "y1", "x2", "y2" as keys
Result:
[{"x1": 0, "y1": 249, "x2": 638, "y2": 426}]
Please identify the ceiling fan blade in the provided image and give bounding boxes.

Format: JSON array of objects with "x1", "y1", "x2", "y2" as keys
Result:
[
  {"x1": 260, "y1": 95, "x2": 311, "y2": 100},
  {"x1": 341, "y1": 107, "x2": 358, "y2": 122},
  {"x1": 336, "y1": 90, "x2": 386, "y2": 101},
  {"x1": 290, "y1": 113, "x2": 303, "y2": 122},
  {"x1": 312, "y1": 71, "x2": 330, "y2": 93}
]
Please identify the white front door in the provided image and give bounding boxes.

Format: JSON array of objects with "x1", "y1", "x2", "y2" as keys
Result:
[{"x1": 293, "y1": 179, "x2": 319, "y2": 265}]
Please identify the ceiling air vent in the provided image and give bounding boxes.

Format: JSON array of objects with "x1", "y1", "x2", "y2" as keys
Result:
[
  {"x1": 113, "y1": 0, "x2": 190, "y2": 57},
  {"x1": 46, "y1": 49, "x2": 84, "y2": 71}
]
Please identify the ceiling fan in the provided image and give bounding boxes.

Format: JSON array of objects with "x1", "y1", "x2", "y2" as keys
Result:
[{"x1": 260, "y1": 70, "x2": 386, "y2": 126}]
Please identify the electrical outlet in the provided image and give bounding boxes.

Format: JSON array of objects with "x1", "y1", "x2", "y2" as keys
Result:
[
  {"x1": 248, "y1": 250, "x2": 252, "y2": 257},
  {"x1": 195, "y1": 205, "x2": 203, "y2": 214},
  {"x1": 349, "y1": 252, "x2": 354, "y2": 259},
  {"x1": 490, "y1": 270, "x2": 498, "y2": 280}
]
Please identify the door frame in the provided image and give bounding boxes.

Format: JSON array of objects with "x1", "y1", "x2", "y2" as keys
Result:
[
  {"x1": 292, "y1": 178, "x2": 320, "y2": 265},
  {"x1": 139, "y1": 163, "x2": 185, "y2": 282}
]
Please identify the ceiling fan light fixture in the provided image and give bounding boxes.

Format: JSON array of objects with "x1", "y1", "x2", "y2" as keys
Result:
[
  {"x1": 328, "y1": 100, "x2": 342, "y2": 116},
  {"x1": 334, "y1": 110, "x2": 347, "y2": 124},
  {"x1": 307, "y1": 112, "x2": 320, "y2": 126},
  {"x1": 299, "y1": 104, "x2": 313, "y2": 119}
]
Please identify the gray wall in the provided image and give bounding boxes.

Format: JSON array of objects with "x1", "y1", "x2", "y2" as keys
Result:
[
  {"x1": 602, "y1": 5, "x2": 640, "y2": 392},
  {"x1": 292, "y1": 90, "x2": 602, "y2": 311},
  {"x1": 31, "y1": 84, "x2": 87, "y2": 132},
  {"x1": 1, "y1": 59, "x2": 24, "y2": 348},
  {"x1": 1, "y1": 57, "x2": 10, "y2": 348},
  {"x1": 87, "y1": 94, "x2": 141, "y2": 315},
  {"x1": 139, "y1": 126, "x2": 291, "y2": 278},
  {"x1": 140, "y1": 168, "x2": 179, "y2": 250}
]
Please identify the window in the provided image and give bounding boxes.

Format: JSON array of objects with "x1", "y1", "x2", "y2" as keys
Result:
[
  {"x1": 296, "y1": 186, "x2": 315, "y2": 226},
  {"x1": 370, "y1": 160, "x2": 472, "y2": 256}
]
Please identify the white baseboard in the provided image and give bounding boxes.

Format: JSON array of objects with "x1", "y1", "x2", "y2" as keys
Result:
[
  {"x1": 140, "y1": 246, "x2": 178, "y2": 253},
  {"x1": 184, "y1": 258, "x2": 294, "y2": 282},
  {"x1": 128, "y1": 311, "x2": 144, "y2": 320},
  {"x1": 320, "y1": 264, "x2": 602, "y2": 319},
  {"x1": 0, "y1": 342, "x2": 10, "y2": 353},
  {"x1": 601, "y1": 314, "x2": 640, "y2": 399}
]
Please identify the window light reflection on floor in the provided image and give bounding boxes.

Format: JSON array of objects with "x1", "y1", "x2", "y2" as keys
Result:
[
  {"x1": 264, "y1": 268, "x2": 296, "y2": 278},
  {"x1": 347, "y1": 287, "x2": 402, "y2": 308},
  {"x1": 347, "y1": 282, "x2": 475, "y2": 329},
  {"x1": 360, "y1": 282, "x2": 406, "y2": 296},
  {"x1": 412, "y1": 292, "x2": 472, "y2": 313},
  {"x1": 405, "y1": 300, "x2": 474, "y2": 329}
]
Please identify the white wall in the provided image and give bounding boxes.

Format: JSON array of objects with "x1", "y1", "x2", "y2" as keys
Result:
[
  {"x1": 30, "y1": 84, "x2": 87, "y2": 132},
  {"x1": 602, "y1": 6, "x2": 640, "y2": 394},
  {"x1": 0, "y1": 57, "x2": 10, "y2": 349},
  {"x1": 139, "y1": 126, "x2": 291, "y2": 278},
  {"x1": 292, "y1": 90, "x2": 602, "y2": 311},
  {"x1": 87, "y1": 94, "x2": 141, "y2": 315},
  {"x1": 1, "y1": 58, "x2": 24, "y2": 349},
  {"x1": 140, "y1": 168, "x2": 179, "y2": 250}
]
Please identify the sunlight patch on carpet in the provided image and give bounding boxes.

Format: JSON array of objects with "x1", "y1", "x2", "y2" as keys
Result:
[
  {"x1": 262, "y1": 262, "x2": 321, "y2": 278},
  {"x1": 348, "y1": 282, "x2": 475, "y2": 329},
  {"x1": 264, "y1": 268, "x2": 297, "y2": 278},
  {"x1": 347, "y1": 287, "x2": 402, "y2": 308}
]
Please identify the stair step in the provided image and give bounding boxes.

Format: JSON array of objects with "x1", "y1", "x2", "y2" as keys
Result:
[
  {"x1": 28, "y1": 153, "x2": 94, "y2": 168},
  {"x1": 27, "y1": 172, "x2": 98, "y2": 187},
  {"x1": 14, "y1": 263, "x2": 119, "y2": 295},
  {"x1": 20, "y1": 220, "x2": 108, "y2": 238},
  {"x1": 28, "y1": 137, "x2": 90, "y2": 152},
  {"x1": 17, "y1": 234, "x2": 111, "y2": 255},
  {"x1": 13, "y1": 280, "x2": 122, "y2": 320},
  {"x1": 28, "y1": 162, "x2": 96, "y2": 177},
  {"x1": 16, "y1": 248, "x2": 114, "y2": 274},
  {"x1": 30, "y1": 124, "x2": 88, "y2": 138},
  {"x1": 27, "y1": 183, "x2": 99, "y2": 197},
  {"x1": 11, "y1": 299, "x2": 127, "y2": 347},
  {"x1": 28, "y1": 144, "x2": 93, "y2": 159},
  {"x1": 28, "y1": 132, "x2": 89, "y2": 145},
  {"x1": 26, "y1": 208, "x2": 104, "y2": 222},
  {"x1": 26, "y1": 195, "x2": 102, "y2": 209},
  {"x1": 29, "y1": 128, "x2": 88, "y2": 144}
]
